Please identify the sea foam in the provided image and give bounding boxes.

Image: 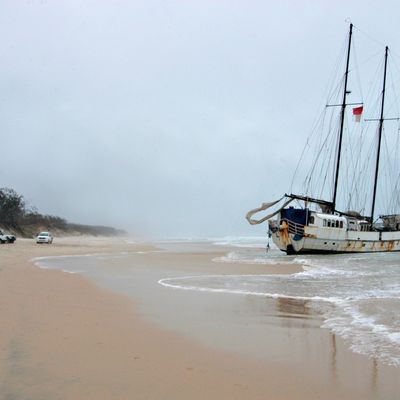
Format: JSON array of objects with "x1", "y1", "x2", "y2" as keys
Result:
[{"x1": 159, "y1": 238, "x2": 400, "y2": 366}]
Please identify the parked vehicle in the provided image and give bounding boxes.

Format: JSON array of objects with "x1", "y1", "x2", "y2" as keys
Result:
[
  {"x1": 36, "y1": 231, "x2": 53, "y2": 244},
  {"x1": 0, "y1": 230, "x2": 16, "y2": 243}
]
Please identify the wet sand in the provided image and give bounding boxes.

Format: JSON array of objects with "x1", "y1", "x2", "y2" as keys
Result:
[{"x1": 1, "y1": 237, "x2": 399, "y2": 399}]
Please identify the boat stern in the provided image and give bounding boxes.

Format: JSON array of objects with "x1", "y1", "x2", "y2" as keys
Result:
[{"x1": 269, "y1": 216, "x2": 306, "y2": 254}]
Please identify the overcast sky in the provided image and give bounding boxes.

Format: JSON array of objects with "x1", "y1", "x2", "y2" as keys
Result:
[{"x1": 1, "y1": 0, "x2": 399, "y2": 238}]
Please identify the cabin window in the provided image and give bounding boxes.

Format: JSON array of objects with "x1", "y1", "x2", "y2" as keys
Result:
[
  {"x1": 309, "y1": 216, "x2": 315, "y2": 225},
  {"x1": 340, "y1": 221, "x2": 343, "y2": 228},
  {"x1": 323, "y1": 220, "x2": 327, "y2": 227},
  {"x1": 336, "y1": 221, "x2": 339, "y2": 228}
]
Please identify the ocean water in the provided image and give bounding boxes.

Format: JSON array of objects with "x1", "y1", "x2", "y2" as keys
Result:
[
  {"x1": 33, "y1": 236, "x2": 400, "y2": 367},
  {"x1": 160, "y1": 236, "x2": 400, "y2": 367}
]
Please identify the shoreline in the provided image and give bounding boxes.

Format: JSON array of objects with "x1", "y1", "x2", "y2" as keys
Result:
[{"x1": 1, "y1": 237, "x2": 399, "y2": 399}]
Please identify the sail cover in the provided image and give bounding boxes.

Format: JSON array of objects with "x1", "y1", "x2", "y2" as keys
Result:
[{"x1": 245, "y1": 197, "x2": 293, "y2": 225}]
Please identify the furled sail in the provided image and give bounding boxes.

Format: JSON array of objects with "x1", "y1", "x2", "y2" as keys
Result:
[{"x1": 246, "y1": 197, "x2": 293, "y2": 225}]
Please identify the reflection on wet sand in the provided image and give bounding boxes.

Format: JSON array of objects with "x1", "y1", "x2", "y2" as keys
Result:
[
  {"x1": 276, "y1": 297, "x2": 311, "y2": 318},
  {"x1": 331, "y1": 334, "x2": 337, "y2": 380},
  {"x1": 371, "y1": 358, "x2": 378, "y2": 395},
  {"x1": 275, "y1": 298, "x2": 383, "y2": 397}
]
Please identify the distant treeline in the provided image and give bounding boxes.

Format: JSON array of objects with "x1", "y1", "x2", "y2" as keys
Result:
[{"x1": 0, "y1": 187, "x2": 126, "y2": 237}]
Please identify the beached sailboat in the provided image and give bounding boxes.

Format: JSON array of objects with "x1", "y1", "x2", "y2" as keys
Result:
[{"x1": 246, "y1": 24, "x2": 400, "y2": 254}]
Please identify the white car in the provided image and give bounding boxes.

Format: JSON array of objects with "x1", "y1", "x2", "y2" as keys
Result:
[
  {"x1": 0, "y1": 232, "x2": 7, "y2": 244},
  {"x1": 36, "y1": 231, "x2": 53, "y2": 244},
  {"x1": 0, "y1": 230, "x2": 16, "y2": 244}
]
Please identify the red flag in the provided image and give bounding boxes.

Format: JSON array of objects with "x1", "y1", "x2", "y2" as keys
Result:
[{"x1": 353, "y1": 106, "x2": 363, "y2": 122}]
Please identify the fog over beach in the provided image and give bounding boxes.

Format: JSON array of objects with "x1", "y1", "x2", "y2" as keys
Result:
[{"x1": 1, "y1": 0, "x2": 400, "y2": 237}]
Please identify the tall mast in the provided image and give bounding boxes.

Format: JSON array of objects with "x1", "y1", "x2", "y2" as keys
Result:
[
  {"x1": 370, "y1": 46, "x2": 389, "y2": 224},
  {"x1": 332, "y1": 23, "x2": 353, "y2": 212}
]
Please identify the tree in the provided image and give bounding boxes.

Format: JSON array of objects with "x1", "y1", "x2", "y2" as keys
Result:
[{"x1": 0, "y1": 187, "x2": 26, "y2": 228}]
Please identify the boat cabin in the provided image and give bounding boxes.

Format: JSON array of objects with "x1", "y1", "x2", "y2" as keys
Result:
[
  {"x1": 308, "y1": 213, "x2": 346, "y2": 229},
  {"x1": 347, "y1": 219, "x2": 370, "y2": 231},
  {"x1": 280, "y1": 207, "x2": 372, "y2": 232},
  {"x1": 308, "y1": 213, "x2": 371, "y2": 231}
]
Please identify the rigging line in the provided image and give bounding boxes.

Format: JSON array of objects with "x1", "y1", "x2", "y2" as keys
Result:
[
  {"x1": 340, "y1": 115, "x2": 350, "y2": 207},
  {"x1": 346, "y1": 126, "x2": 360, "y2": 209},
  {"x1": 381, "y1": 132, "x2": 391, "y2": 213},
  {"x1": 292, "y1": 136, "x2": 311, "y2": 190},
  {"x1": 318, "y1": 127, "x2": 337, "y2": 200},
  {"x1": 290, "y1": 108, "x2": 328, "y2": 192},
  {"x1": 385, "y1": 58, "x2": 400, "y2": 116},
  {"x1": 357, "y1": 136, "x2": 376, "y2": 214},
  {"x1": 363, "y1": 54, "x2": 385, "y2": 101},
  {"x1": 384, "y1": 126, "x2": 399, "y2": 203},
  {"x1": 291, "y1": 34, "x2": 345, "y2": 175},
  {"x1": 326, "y1": 79, "x2": 346, "y2": 107},
  {"x1": 326, "y1": 113, "x2": 340, "y2": 195},
  {"x1": 385, "y1": 123, "x2": 398, "y2": 170},
  {"x1": 382, "y1": 72, "x2": 396, "y2": 116},
  {"x1": 353, "y1": 124, "x2": 368, "y2": 209},
  {"x1": 291, "y1": 77, "x2": 343, "y2": 194},
  {"x1": 351, "y1": 50, "x2": 382, "y2": 74},
  {"x1": 390, "y1": 173, "x2": 400, "y2": 212},
  {"x1": 386, "y1": 47, "x2": 400, "y2": 61},
  {"x1": 352, "y1": 24, "x2": 387, "y2": 49},
  {"x1": 299, "y1": 100, "x2": 338, "y2": 196},
  {"x1": 394, "y1": 122, "x2": 400, "y2": 201},
  {"x1": 326, "y1": 115, "x2": 341, "y2": 202},
  {"x1": 394, "y1": 179, "x2": 400, "y2": 212},
  {"x1": 327, "y1": 63, "x2": 352, "y2": 103},
  {"x1": 370, "y1": 46, "x2": 389, "y2": 222},
  {"x1": 350, "y1": 116, "x2": 366, "y2": 182},
  {"x1": 363, "y1": 57, "x2": 386, "y2": 118},
  {"x1": 351, "y1": 39, "x2": 364, "y2": 101},
  {"x1": 365, "y1": 91, "x2": 383, "y2": 124},
  {"x1": 385, "y1": 154, "x2": 396, "y2": 214},
  {"x1": 309, "y1": 107, "x2": 338, "y2": 197},
  {"x1": 323, "y1": 37, "x2": 348, "y2": 105},
  {"x1": 300, "y1": 56, "x2": 345, "y2": 157},
  {"x1": 352, "y1": 124, "x2": 364, "y2": 212},
  {"x1": 388, "y1": 52, "x2": 400, "y2": 84},
  {"x1": 346, "y1": 119, "x2": 357, "y2": 171},
  {"x1": 314, "y1": 124, "x2": 332, "y2": 196}
]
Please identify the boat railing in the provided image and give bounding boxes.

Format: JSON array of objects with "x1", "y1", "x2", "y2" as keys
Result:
[{"x1": 281, "y1": 219, "x2": 305, "y2": 236}]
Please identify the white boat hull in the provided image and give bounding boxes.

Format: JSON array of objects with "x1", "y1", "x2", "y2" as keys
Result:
[{"x1": 271, "y1": 224, "x2": 400, "y2": 254}]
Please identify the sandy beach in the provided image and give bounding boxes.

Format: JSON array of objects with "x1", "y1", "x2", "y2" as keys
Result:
[{"x1": 1, "y1": 237, "x2": 399, "y2": 400}]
